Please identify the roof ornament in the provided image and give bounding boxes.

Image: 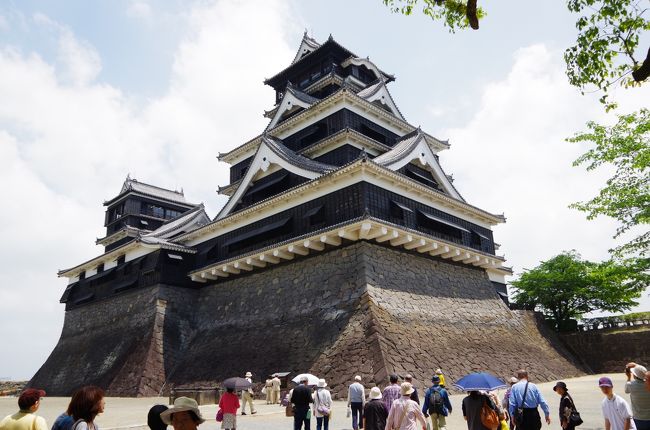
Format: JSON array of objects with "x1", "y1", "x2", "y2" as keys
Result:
[{"x1": 328, "y1": 33, "x2": 334, "y2": 41}]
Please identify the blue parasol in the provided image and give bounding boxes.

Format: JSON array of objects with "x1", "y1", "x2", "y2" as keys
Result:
[{"x1": 453, "y1": 372, "x2": 507, "y2": 391}]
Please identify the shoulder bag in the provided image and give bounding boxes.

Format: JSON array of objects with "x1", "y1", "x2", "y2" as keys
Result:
[
  {"x1": 481, "y1": 396, "x2": 500, "y2": 430},
  {"x1": 566, "y1": 394, "x2": 583, "y2": 427},
  {"x1": 514, "y1": 382, "x2": 529, "y2": 427},
  {"x1": 316, "y1": 390, "x2": 330, "y2": 416}
]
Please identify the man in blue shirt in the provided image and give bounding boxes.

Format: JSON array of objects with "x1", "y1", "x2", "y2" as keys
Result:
[
  {"x1": 422, "y1": 375, "x2": 452, "y2": 430},
  {"x1": 508, "y1": 370, "x2": 551, "y2": 430}
]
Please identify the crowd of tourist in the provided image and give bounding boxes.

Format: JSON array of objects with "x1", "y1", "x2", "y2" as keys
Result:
[{"x1": 1, "y1": 363, "x2": 648, "y2": 430}]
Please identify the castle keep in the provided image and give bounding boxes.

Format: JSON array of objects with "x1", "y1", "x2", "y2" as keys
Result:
[{"x1": 31, "y1": 34, "x2": 583, "y2": 396}]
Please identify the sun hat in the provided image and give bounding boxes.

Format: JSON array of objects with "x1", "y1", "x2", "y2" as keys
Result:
[
  {"x1": 160, "y1": 397, "x2": 205, "y2": 425},
  {"x1": 509, "y1": 377, "x2": 518, "y2": 384},
  {"x1": 18, "y1": 389, "x2": 46, "y2": 410},
  {"x1": 435, "y1": 369, "x2": 443, "y2": 374},
  {"x1": 598, "y1": 377, "x2": 613, "y2": 388},
  {"x1": 245, "y1": 372, "x2": 252, "y2": 378},
  {"x1": 553, "y1": 381, "x2": 568, "y2": 392},
  {"x1": 431, "y1": 375, "x2": 441, "y2": 384},
  {"x1": 318, "y1": 379, "x2": 328, "y2": 388},
  {"x1": 369, "y1": 387, "x2": 382, "y2": 400},
  {"x1": 354, "y1": 375, "x2": 362, "y2": 382},
  {"x1": 632, "y1": 365, "x2": 648, "y2": 380},
  {"x1": 401, "y1": 382, "x2": 414, "y2": 396}
]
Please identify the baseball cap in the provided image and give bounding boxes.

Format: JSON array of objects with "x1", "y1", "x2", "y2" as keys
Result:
[{"x1": 598, "y1": 377, "x2": 613, "y2": 388}]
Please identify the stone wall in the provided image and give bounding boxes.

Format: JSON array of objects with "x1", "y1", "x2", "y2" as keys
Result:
[
  {"x1": 559, "y1": 327, "x2": 650, "y2": 373},
  {"x1": 32, "y1": 241, "x2": 585, "y2": 397}
]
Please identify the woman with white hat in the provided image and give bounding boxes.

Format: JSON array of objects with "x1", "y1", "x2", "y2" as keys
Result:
[
  {"x1": 385, "y1": 382, "x2": 427, "y2": 430},
  {"x1": 160, "y1": 397, "x2": 205, "y2": 430},
  {"x1": 364, "y1": 387, "x2": 388, "y2": 430},
  {"x1": 313, "y1": 379, "x2": 332, "y2": 430}
]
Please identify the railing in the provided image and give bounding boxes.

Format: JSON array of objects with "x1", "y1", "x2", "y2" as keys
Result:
[{"x1": 577, "y1": 312, "x2": 650, "y2": 331}]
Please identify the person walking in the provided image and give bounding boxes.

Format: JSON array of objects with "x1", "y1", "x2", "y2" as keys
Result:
[
  {"x1": 423, "y1": 375, "x2": 452, "y2": 430},
  {"x1": 553, "y1": 382, "x2": 578, "y2": 430},
  {"x1": 0, "y1": 389, "x2": 48, "y2": 430},
  {"x1": 462, "y1": 391, "x2": 494, "y2": 430},
  {"x1": 147, "y1": 405, "x2": 168, "y2": 430},
  {"x1": 435, "y1": 370, "x2": 447, "y2": 388},
  {"x1": 291, "y1": 376, "x2": 313, "y2": 430},
  {"x1": 67, "y1": 386, "x2": 106, "y2": 430},
  {"x1": 385, "y1": 382, "x2": 427, "y2": 430},
  {"x1": 271, "y1": 374, "x2": 282, "y2": 405},
  {"x1": 313, "y1": 379, "x2": 332, "y2": 430},
  {"x1": 503, "y1": 378, "x2": 518, "y2": 430},
  {"x1": 508, "y1": 370, "x2": 551, "y2": 430},
  {"x1": 218, "y1": 387, "x2": 240, "y2": 430},
  {"x1": 405, "y1": 375, "x2": 420, "y2": 405},
  {"x1": 364, "y1": 388, "x2": 388, "y2": 430},
  {"x1": 383, "y1": 374, "x2": 402, "y2": 412},
  {"x1": 160, "y1": 397, "x2": 205, "y2": 430},
  {"x1": 626, "y1": 364, "x2": 650, "y2": 430},
  {"x1": 599, "y1": 377, "x2": 636, "y2": 430},
  {"x1": 265, "y1": 378, "x2": 273, "y2": 405},
  {"x1": 241, "y1": 372, "x2": 256, "y2": 416},
  {"x1": 348, "y1": 375, "x2": 366, "y2": 430}
]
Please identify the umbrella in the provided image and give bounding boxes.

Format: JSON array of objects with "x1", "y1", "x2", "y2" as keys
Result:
[
  {"x1": 223, "y1": 377, "x2": 252, "y2": 390},
  {"x1": 453, "y1": 372, "x2": 507, "y2": 391},
  {"x1": 291, "y1": 373, "x2": 320, "y2": 386}
]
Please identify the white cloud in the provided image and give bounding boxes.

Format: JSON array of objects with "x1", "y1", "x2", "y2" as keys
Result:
[
  {"x1": 126, "y1": 0, "x2": 152, "y2": 21},
  {"x1": 0, "y1": 0, "x2": 298, "y2": 379},
  {"x1": 440, "y1": 44, "x2": 650, "y2": 305},
  {"x1": 33, "y1": 12, "x2": 102, "y2": 85}
]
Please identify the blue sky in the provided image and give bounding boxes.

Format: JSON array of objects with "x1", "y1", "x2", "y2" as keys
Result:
[{"x1": 0, "y1": 0, "x2": 647, "y2": 380}]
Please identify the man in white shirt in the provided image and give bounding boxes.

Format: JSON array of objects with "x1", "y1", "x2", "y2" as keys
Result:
[
  {"x1": 600, "y1": 376, "x2": 636, "y2": 430},
  {"x1": 241, "y1": 371, "x2": 257, "y2": 415}
]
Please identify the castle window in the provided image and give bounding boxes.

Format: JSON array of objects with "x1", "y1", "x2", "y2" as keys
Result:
[
  {"x1": 390, "y1": 200, "x2": 412, "y2": 221},
  {"x1": 224, "y1": 216, "x2": 292, "y2": 252},
  {"x1": 360, "y1": 124, "x2": 386, "y2": 144},
  {"x1": 417, "y1": 210, "x2": 468, "y2": 242},
  {"x1": 304, "y1": 205, "x2": 324, "y2": 226}
]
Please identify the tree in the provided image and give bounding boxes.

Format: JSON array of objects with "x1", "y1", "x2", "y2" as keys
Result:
[
  {"x1": 382, "y1": 0, "x2": 649, "y2": 108},
  {"x1": 510, "y1": 251, "x2": 648, "y2": 331},
  {"x1": 568, "y1": 108, "x2": 649, "y2": 258}
]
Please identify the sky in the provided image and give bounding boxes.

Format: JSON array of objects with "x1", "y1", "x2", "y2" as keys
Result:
[{"x1": 0, "y1": 0, "x2": 648, "y2": 380}]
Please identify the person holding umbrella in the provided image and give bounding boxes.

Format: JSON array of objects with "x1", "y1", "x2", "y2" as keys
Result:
[
  {"x1": 454, "y1": 372, "x2": 506, "y2": 430},
  {"x1": 218, "y1": 388, "x2": 240, "y2": 430}
]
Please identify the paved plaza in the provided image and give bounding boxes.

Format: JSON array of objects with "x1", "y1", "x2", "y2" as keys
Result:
[{"x1": 0, "y1": 374, "x2": 630, "y2": 430}]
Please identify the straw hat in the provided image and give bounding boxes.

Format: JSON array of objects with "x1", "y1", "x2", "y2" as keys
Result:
[
  {"x1": 318, "y1": 379, "x2": 328, "y2": 388},
  {"x1": 160, "y1": 397, "x2": 205, "y2": 425},
  {"x1": 401, "y1": 382, "x2": 414, "y2": 396},
  {"x1": 245, "y1": 372, "x2": 252, "y2": 378},
  {"x1": 369, "y1": 387, "x2": 382, "y2": 400}
]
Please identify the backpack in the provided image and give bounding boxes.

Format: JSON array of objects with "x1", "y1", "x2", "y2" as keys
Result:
[{"x1": 427, "y1": 387, "x2": 444, "y2": 415}]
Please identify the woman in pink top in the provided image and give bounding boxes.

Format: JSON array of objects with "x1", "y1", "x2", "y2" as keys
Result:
[
  {"x1": 385, "y1": 383, "x2": 427, "y2": 430},
  {"x1": 218, "y1": 388, "x2": 240, "y2": 430}
]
